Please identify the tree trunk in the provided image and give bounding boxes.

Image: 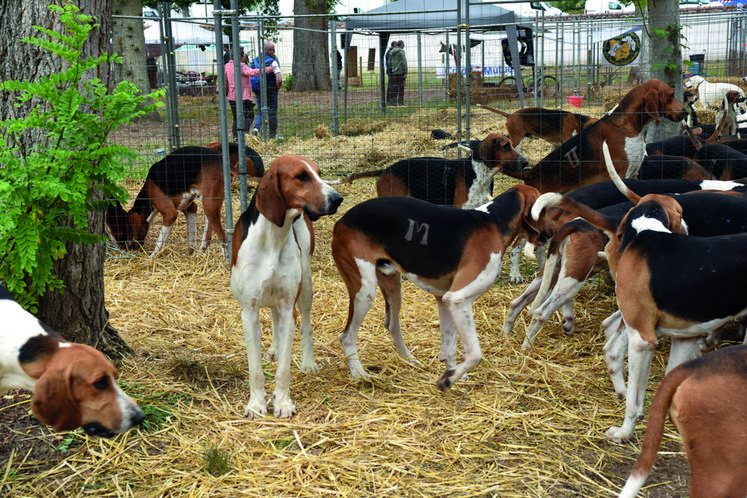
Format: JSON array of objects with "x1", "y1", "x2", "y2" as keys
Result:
[
  {"x1": 646, "y1": 0, "x2": 683, "y2": 141},
  {"x1": 113, "y1": 0, "x2": 162, "y2": 122},
  {"x1": 291, "y1": 0, "x2": 332, "y2": 91},
  {"x1": 0, "y1": 0, "x2": 132, "y2": 360}
]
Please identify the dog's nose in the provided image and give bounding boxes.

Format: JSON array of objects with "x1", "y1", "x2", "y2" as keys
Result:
[{"x1": 329, "y1": 192, "x2": 343, "y2": 212}]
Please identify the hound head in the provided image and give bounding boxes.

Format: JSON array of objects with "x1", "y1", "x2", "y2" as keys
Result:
[
  {"x1": 31, "y1": 344, "x2": 144, "y2": 437},
  {"x1": 257, "y1": 155, "x2": 343, "y2": 227},
  {"x1": 512, "y1": 184, "x2": 547, "y2": 245},
  {"x1": 635, "y1": 79, "x2": 687, "y2": 126},
  {"x1": 106, "y1": 202, "x2": 149, "y2": 250},
  {"x1": 478, "y1": 133, "x2": 529, "y2": 174},
  {"x1": 685, "y1": 75, "x2": 704, "y2": 90}
]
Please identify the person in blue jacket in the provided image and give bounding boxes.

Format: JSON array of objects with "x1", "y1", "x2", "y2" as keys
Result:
[{"x1": 250, "y1": 41, "x2": 282, "y2": 139}]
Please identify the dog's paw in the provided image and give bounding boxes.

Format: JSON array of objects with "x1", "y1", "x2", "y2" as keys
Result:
[
  {"x1": 272, "y1": 393, "x2": 297, "y2": 418},
  {"x1": 508, "y1": 272, "x2": 525, "y2": 284},
  {"x1": 348, "y1": 360, "x2": 371, "y2": 381},
  {"x1": 300, "y1": 358, "x2": 320, "y2": 373},
  {"x1": 605, "y1": 426, "x2": 631, "y2": 443},
  {"x1": 243, "y1": 398, "x2": 268, "y2": 419},
  {"x1": 436, "y1": 369, "x2": 457, "y2": 391}
]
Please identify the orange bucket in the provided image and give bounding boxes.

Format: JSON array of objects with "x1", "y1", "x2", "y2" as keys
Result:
[{"x1": 567, "y1": 95, "x2": 584, "y2": 108}]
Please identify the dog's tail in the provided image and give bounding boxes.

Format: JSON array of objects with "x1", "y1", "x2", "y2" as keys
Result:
[
  {"x1": 603, "y1": 140, "x2": 641, "y2": 204},
  {"x1": 476, "y1": 103, "x2": 511, "y2": 119},
  {"x1": 327, "y1": 169, "x2": 389, "y2": 185},
  {"x1": 618, "y1": 366, "x2": 690, "y2": 498},
  {"x1": 682, "y1": 123, "x2": 703, "y2": 151}
]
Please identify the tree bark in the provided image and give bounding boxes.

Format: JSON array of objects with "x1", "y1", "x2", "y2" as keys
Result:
[
  {"x1": 0, "y1": 0, "x2": 132, "y2": 360},
  {"x1": 113, "y1": 0, "x2": 162, "y2": 122},
  {"x1": 291, "y1": 0, "x2": 332, "y2": 91},
  {"x1": 646, "y1": 0, "x2": 683, "y2": 141}
]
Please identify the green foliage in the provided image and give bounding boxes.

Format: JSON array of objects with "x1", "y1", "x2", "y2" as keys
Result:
[
  {"x1": 202, "y1": 446, "x2": 232, "y2": 477},
  {"x1": 0, "y1": 2, "x2": 162, "y2": 311}
]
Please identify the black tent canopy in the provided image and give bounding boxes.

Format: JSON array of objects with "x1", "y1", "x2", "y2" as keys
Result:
[{"x1": 344, "y1": 0, "x2": 534, "y2": 109}]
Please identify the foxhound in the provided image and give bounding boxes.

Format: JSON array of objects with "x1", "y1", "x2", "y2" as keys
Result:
[
  {"x1": 477, "y1": 104, "x2": 598, "y2": 152},
  {"x1": 230, "y1": 155, "x2": 342, "y2": 418},
  {"x1": 685, "y1": 75, "x2": 745, "y2": 111},
  {"x1": 331, "y1": 184, "x2": 543, "y2": 391},
  {"x1": 619, "y1": 344, "x2": 747, "y2": 498},
  {"x1": 330, "y1": 133, "x2": 528, "y2": 210},
  {"x1": 107, "y1": 145, "x2": 262, "y2": 259},
  {"x1": 496, "y1": 79, "x2": 688, "y2": 193},
  {"x1": 0, "y1": 285, "x2": 144, "y2": 437},
  {"x1": 532, "y1": 142, "x2": 747, "y2": 443}
]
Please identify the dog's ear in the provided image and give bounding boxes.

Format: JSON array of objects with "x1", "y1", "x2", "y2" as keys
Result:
[
  {"x1": 643, "y1": 88, "x2": 663, "y2": 126},
  {"x1": 32, "y1": 360, "x2": 82, "y2": 432},
  {"x1": 256, "y1": 168, "x2": 287, "y2": 227}
]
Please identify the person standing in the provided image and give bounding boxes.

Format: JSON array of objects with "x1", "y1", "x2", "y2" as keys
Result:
[
  {"x1": 336, "y1": 49, "x2": 343, "y2": 90},
  {"x1": 251, "y1": 41, "x2": 283, "y2": 139},
  {"x1": 225, "y1": 49, "x2": 270, "y2": 140},
  {"x1": 222, "y1": 45, "x2": 231, "y2": 64},
  {"x1": 384, "y1": 40, "x2": 396, "y2": 104},
  {"x1": 387, "y1": 40, "x2": 407, "y2": 106}
]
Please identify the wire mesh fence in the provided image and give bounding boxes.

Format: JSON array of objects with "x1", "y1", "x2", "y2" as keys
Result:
[{"x1": 109, "y1": 4, "x2": 747, "y2": 254}]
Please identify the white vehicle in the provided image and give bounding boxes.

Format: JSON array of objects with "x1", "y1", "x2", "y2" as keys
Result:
[
  {"x1": 500, "y1": 1, "x2": 567, "y2": 17},
  {"x1": 584, "y1": 0, "x2": 636, "y2": 14},
  {"x1": 679, "y1": 0, "x2": 718, "y2": 8}
]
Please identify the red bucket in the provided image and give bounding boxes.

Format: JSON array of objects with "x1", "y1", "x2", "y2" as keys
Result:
[{"x1": 567, "y1": 95, "x2": 584, "y2": 108}]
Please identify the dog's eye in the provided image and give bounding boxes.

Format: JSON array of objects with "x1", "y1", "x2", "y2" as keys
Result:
[
  {"x1": 93, "y1": 377, "x2": 110, "y2": 391},
  {"x1": 295, "y1": 172, "x2": 310, "y2": 182}
]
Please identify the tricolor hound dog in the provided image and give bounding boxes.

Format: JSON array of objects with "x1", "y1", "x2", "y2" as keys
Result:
[
  {"x1": 619, "y1": 344, "x2": 747, "y2": 498},
  {"x1": 230, "y1": 155, "x2": 342, "y2": 418},
  {"x1": 532, "y1": 141, "x2": 747, "y2": 443},
  {"x1": 496, "y1": 79, "x2": 688, "y2": 193},
  {"x1": 507, "y1": 177, "x2": 744, "y2": 349},
  {"x1": 331, "y1": 184, "x2": 543, "y2": 391},
  {"x1": 685, "y1": 75, "x2": 746, "y2": 111},
  {"x1": 476, "y1": 104, "x2": 598, "y2": 152},
  {"x1": 107, "y1": 145, "x2": 262, "y2": 259},
  {"x1": 711, "y1": 90, "x2": 746, "y2": 140},
  {"x1": 329, "y1": 133, "x2": 528, "y2": 209},
  {"x1": 0, "y1": 285, "x2": 144, "y2": 437}
]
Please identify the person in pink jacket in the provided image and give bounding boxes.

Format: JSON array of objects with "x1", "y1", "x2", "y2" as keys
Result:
[{"x1": 225, "y1": 49, "x2": 271, "y2": 140}]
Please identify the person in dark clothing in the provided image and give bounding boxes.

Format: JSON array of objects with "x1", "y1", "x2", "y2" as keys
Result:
[
  {"x1": 336, "y1": 49, "x2": 343, "y2": 89},
  {"x1": 386, "y1": 40, "x2": 407, "y2": 106},
  {"x1": 250, "y1": 41, "x2": 283, "y2": 139}
]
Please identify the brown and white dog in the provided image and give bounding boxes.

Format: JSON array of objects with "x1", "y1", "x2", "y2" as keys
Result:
[
  {"x1": 497, "y1": 79, "x2": 688, "y2": 193},
  {"x1": 532, "y1": 142, "x2": 747, "y2": 443},
  {"x1": 230, "y1": 155, "x2": 342, "y2": 418},
  {"x1": 0, "y1": 285, "x2": 143, "y2": 437},
  {"x1": 476, "y1": 104, "x2": 598, "y2": 152},
  {"x1": 331, "y1": 184, "x2": 543, "y2": 390},
  {"x1": 619, "y1": 344, "x2": 747, "y2": 498},
  {"x1": 329, "y1": 133, "x2": 528, "y2": 209},
  {"x1": 107, "y1": 145, "x2": 262, "y2": 259},
  {"x1": 710, "y1": 89, "x2": 746, "y2": 141}
]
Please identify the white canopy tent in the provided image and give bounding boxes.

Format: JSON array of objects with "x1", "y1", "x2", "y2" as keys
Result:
[{"x1": 144, "y1": 20, "x2": 228, "y2": 58}]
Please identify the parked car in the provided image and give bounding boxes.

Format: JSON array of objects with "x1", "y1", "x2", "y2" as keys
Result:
[
  {"x1": 584, "y1": 0, "x2": 636, "y2": 14},
  {"x1": 680, "y1": 0, "x2": 718, "y2": 8},
  {"x1": 501, "y1": 1, "x2": 567, "y2": 17}
]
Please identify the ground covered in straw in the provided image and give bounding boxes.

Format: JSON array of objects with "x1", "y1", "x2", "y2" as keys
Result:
[{"x1": 4, "y1": 99, "x2": 739, "y2": 497}]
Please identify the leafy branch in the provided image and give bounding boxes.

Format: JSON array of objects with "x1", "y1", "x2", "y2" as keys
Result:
[{"x1": 0, "y1": 2, "x2": 163, "y2": 310}]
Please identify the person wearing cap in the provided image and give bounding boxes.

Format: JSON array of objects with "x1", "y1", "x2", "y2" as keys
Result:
[{"x1": 250, "y1": 41, "x2": 283, "y2": 139}]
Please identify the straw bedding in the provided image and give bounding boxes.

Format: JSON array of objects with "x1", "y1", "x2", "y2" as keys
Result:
[{"x1": 3, "y1": 101, "x2": 728, "y2": 497}]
